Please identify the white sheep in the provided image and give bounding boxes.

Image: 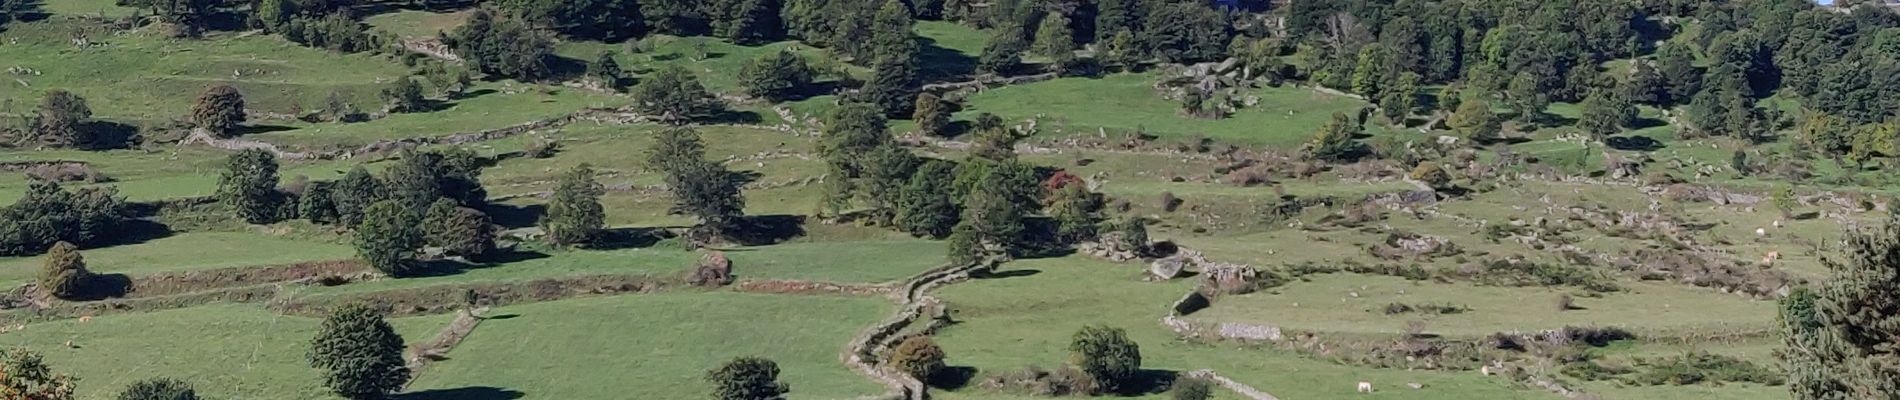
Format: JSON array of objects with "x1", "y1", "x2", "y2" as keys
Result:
[{"x1": 1358, "y1": 382, "x2": 1374, "y2": 393}]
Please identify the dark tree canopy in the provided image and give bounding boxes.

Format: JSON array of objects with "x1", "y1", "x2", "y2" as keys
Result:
[
  {"x1": 1141, "y1": 2, "x2": 1230, "y2": 63},
  {"x1": 0, "y1": 182, "x2": 127, "y2": 256},
  {"x1": 32, "y1": 90, "x2": 94, "y2": 149},
  {"x1": 1781, "y1": 215, "x2": 1900, "y2": 399},
  {"x1": 354, "y1": 200, "x2": 423, "y2": 276},
  {"x1": 631, "y1": 65, "x2": 725, "y2": 123},
  {"x1": 1069, "y1": 325, "x2": 1142, "y2": 392},
  {"x1": 447, "y1": 10, "x2": 556, "y2": 81},
  {"x1": 649, "y1": 127, "x2": 747, "y2": 238},
  {"x1": 422, "y1": 198, "x2": 496, "y2": 260},
  {"x1": 737, "y1": 50, "x2": 814, "y2": 101},
  {"x1": 216, "y1": 149, "x2": 284, "y2": 225},
  {"x1": 308, "y1": 303, "x2": 409, "y2": 400},
  {"x1": 117, "y1": 378, "x2": 199, "y2": 400}
]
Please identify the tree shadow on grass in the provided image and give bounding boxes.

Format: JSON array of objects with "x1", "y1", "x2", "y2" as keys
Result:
[
  {"x1": 1112, "y1": 369, "x2": 1182, "y2": 396},
  {"x1": 928, "y1": 366, "x2": 979, "y2": 390},
  {"x1": 68, "y1": 273, "x2": 131, "y2": 301},
  {"x1": 87, "y1": 219, "x2": 174, "y2": 248},
  {"x1": 917, "y1": 36, "x2": 977, "y2": 83},
  {"x1": 236, "y1": 124, "x2": 300, "y2": 136},
  {"x1": 1605, "y1": 135, "x2": 1664, "y2": 151},
  {"x1": 480, "y1": 203, "x2": 546, "y2": 229},
  {"x1": 725, "y1": 214, "x2": 808, "y2": 246},
  {"x1": 590, "y1": 227, "x2": 672, "y2": 250},
  {"x1": 976, "y1": 269, "x2": 1041, "y2": 279},
  {"x1": 395, "y1": 387, "x2": 525, "y2": 400}
]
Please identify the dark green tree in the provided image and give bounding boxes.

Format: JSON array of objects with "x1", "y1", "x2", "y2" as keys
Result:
[
  {"x1": 706, "y1": 357, "x2": 790, "y2": 400},
  {"x1": 299, "y1": 180, "x2": 341, "y2": 225},
  {"x1": 307, "y1": 303, "x2": 409, "y2": 400},
  {"x1": 631, "y1": 65, "x2": 724, "y2": 123},
  {"x1": 887, "y1": 336, "x2": 946, "y2": 380},
  {"x1": 117, "y1": 378, "x2": 197, "y2": 400},
  {"x1": 1140, "y1": 2, "x2": 1230, "y2": 63},
  {"x1": 1579, "y1": 86, "x2": 1636, "y2": 139},
  {"x1": 714, "y1": 0, "x2": 781, "y2": 44},
  {"x1": 1623, "y1": 60, "x2": 1667, "y2": 105},
  {"x1": 641, "y1": 0, "x2": 709, "y2": 35},
  {"x1": 1448, "y1": 99, "x2": 1500, "y2": 143},
  {"x1": 446, "y1": 11, "x2": 556, "y2": 80},
  {"x1": 190, "y1": 85, "x2": 247, "y2": 137},
  {"x1": 817, "y1": 103, "x2": 893, "y2": 214},
  {"x1": 1657, "y1": 42, "x2": 1702, "y2": 105},
  {"x1": 38, "y1": 241, "x2": 90, "y2": 299},
  {"x1": 1069, "y1": 325, "x2": 1142, "y2": 392},
  {"x1": 913, "y1": 92, "x2": 953, "y2": 137},
  {"x1": 587, "y1": 51, "x2": 627, "y2": 91},
  {"x1": 331, "y1": 166, "x2": 380, "y2": 227},
  {"x1": 951, "y1": 160, "x2": 1036, "y2": 258},
  {"x1": 1047, "y1": 183, "x2": 1100, "y2": 243},
  {"x1": 976, "y1": 24, "x2": 1028, "y2": 75},
  {"x1": 1506, "y1": 71, "x2": 1548, "y2": 125},
  {"x1": 381, "y1": 77, "x2": 427, "y2": 113},
  {"x1": 217, "y1": 149, "x2": 283, "y2": 225},
  {"x1": 862, "y1": 0, "x2": 919, "y2": 117},
  {"x1": 422, "y1": 199, "x2": 495, "y2": 260},
  {"x1": 1779, "y1": 215, "x2": 1900, "y2": 399},
  {"x1": 354, "y1": 200, "x2": 423, "y2": 276},
  {"x1": 896, "y1": 159, "x2": 961, "y2": 238},
  {"x1": 1093, "y1": 0, "x2": 1140, "y2": 43},
  {"x1": 542, "y1": 164, "x2": 606, "y2": 246},
  {"x1": 737, "y1": 50, "x2": 814, "y2": 101},
  {"x1": 650, "y1": 127, "x2": 747, "y2": 237},
  {"x1": 31, "y1": 90, "x2": 93, "y2": 149}
]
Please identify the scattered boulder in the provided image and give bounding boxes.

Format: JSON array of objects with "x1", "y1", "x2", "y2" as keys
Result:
[{"x1": 689, "y1": 252, "x2": 733, "y2": 287}]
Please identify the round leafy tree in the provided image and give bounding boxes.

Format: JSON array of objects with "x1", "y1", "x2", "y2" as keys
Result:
[
  {"x1": 189, "y1": 85, "x2": 247, "y2": 137},
  {"x1": 706, "y1": 357, "x2": 790, "y2": 400},
  {"x1": 1069, "y1": 325, "x2": 1142, "y2": 392}
]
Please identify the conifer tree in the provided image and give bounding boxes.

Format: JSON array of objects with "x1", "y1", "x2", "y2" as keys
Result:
[{"x1": 542, "y1": 164, "x2": 606, "y2": 246}]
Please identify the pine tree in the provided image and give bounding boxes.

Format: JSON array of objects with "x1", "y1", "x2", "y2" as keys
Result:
[
  {"x1": 714, "y1": 0, "x2": 781, "y2": 44},
  {"x1": 1779, "y1": 215, "x2": 1900, "y2": 399},
  {"x1": 861, "y1": 145, "x2": 920, "y2": 224},
  {"x1": 953, "y1": 161, "x2": 1036, "y2": 257},
  {"x1": 308, "y1": 303, "x2": 409, "y2": 400},
  {"x1": 1657, "y1": 42, "x2": 1702, "y2": 105},
  {"x1": 32, "y1": 90, "x2": 92, "y2": 149},
  {"x1": 913, "y1": 93, "x2": 953, "y2": 137},
  {"x1": 354, "y1": 200, "x2": 422, "y2": 276},
  {"x1": 818, "y1": 103, "x2": 892, "y2": 214},
  {"x1": 217, "y1": 149, "x2": 282, "y2": 225},
  {"x1": 38, "y1": 241, "x2": 90, "y2": 299},
  {"x1": 737, "y1": 50, "x2": 814, "y2": 101},
  {"x1": 1094, "y1": 0, "x2": 1139, "y2": 43},
  {"x1": 331, "y1": 166, "x2": 380, "y2": 227},
  {"x1": 1140, "y1": 2, "x2": 1230, "y2": 63},
  {"x1": 542, "y1": 164, "x2": 606, "y2": 246},
  {"x1": 631, "y1": 65, "x2": 724, "y2": 123},
  {"x1": 862, "y1": 0, "x2": 919, "y2": 118},
  {"x1": 190, "y1": 85, "x2": 248, "y2": 137},
  {"x1": 1351, "y1": 44, "x2": 1394, "y2": 99},
  {"x1": 1032, "y1": 12, "x2": 1075, "y2": 58},
  {"x1": 1306, "y1": 112, "x2": 1364, "y2": 162},
  {"x1": 897, "y1": 159, "x2": 961, "y2": 238},
  {"x1": 976, "y1": 24, "x2": 1028, "y2": 75},
  {"x1": 1624, "y1": 60, "x2": 1667, "y2": 105},
  {"x1": 422, "y1": 199, "x2": 495, "y2": 260},
  {"x1": 299, "y1": 180, "x2": 340, "y2": 225},
  {"x1": 587, "y1": 51, "x2": 626, "y2": 91}
]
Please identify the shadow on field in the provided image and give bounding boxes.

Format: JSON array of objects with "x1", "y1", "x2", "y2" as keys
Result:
[
  {"x1": 236, "y1": 124, "x2": 300, "y2": 136},
  {"x1": 977, "y1": 269, "x2": 1041, "y2": 279},
  {"x1": 591, "y1": 227, "x2": 671, "y2": 250},
  {"x1": 917, "y1": 37, "x2": 977, "y2": 82},
  {"x1": 726, "y1": 214, "x2": 808, "y2": 246},
  {"x1": 1606, "y1": 135, "x2": 1664, "y2": 151},
  {"x1": 88, "y1": 220, "x2": 175, "y2": 248},
  {"x1": 396, "y1": 386, "x2": 525, "y2": 400},
  {"x1": 481, "y1": 203, "x2": 546, "y2": 229},
  {"x1": 69, "y1": 273, "x2": 131, "y2": 301},
  {"x1": 1114, "y1": 369, "x2": 1181, "y2": 396},
  {"x1": 929, "y1": 366, "x2": 979, "y2": 389}
]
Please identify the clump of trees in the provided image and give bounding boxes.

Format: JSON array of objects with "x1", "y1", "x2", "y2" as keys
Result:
[
  {"x1": 648, "y1": 127, "x2": 746, "y2": 242},
  {"x1": 631, "y1": 65, "x2": 725, "y2": 123},
  {"x1": 737, "y1": 50, "x2": 814, "y2": 102},
  {"x1": 707, "y1": 357, "x2": 790, "y2": 400},
  {"x1": 1779, "y1": 214, "x2": 1900, "y2": 399},
  {"x1": 446, "y1": 10, "x2": 556, "y2": 81},
  {"x1": 28, "y1": 90, "x2": 125, "y2": 150},
  {"x1": 308, "y1": 303, "x2": 409, "y2": 400},
  {"x1": 217, "y1": 149, "x2": 286, "y2": 225},
  {"x1": 0, "y1": 182, "x2": 127, "y2": 256}
]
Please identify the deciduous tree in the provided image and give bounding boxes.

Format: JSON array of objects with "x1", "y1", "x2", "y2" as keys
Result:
[{"x1": 631, "y1": 65, "x2": 724, "y2": 123}]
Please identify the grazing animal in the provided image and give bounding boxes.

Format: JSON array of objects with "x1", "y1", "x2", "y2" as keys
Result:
[
  {"x1": 1358, "y1": 382, "x2": 1374, "y2": 393},
  {"x1": 1480, "y1": 366, "x2": 1492, "y2": 376},
  {"x1": 78, "y1": 315, "x2": 91, "y2": 323}
]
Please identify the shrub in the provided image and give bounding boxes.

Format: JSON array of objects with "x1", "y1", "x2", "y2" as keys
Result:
[
  {"x1": 1624, "y1": 352, "x2": 1783, "y2": 386},
  {"x1": 706, "y1": 357, "x2": 790, "y2": 400},
  {"x1": 1170, "y1": 376, "x2": 1213, "y2": 400},
  {"x1": 978, "y1": 365, "x2": 1097, "y2": 396},
  {"x1": 24, "y1": 163, "x2": 108, "y2": 183},
  {"x1": 117, "y1": 377, "x2": 198, "y2": 400},
  {"x1": 1556, "y1": 294, "x2": 1576, "y2": 311},
  {"x1": 38, "y1": 241, "x2": 91, "y2": 299},
  {"x1": 354, "y1": 200, "x2": 423, "y2": 276},
  {"x1": 887, "y1": 336, "x2": 946, "y2": 380},
  {"x1": 189, "y1": 85, "x2": 247, "y2": 137},
  {"x1": 2, "y1": 348, "x2": 76, "y2": 400},
  {"x1": 1068, "y1": 325, "x2": 1141, "y2": 393}
]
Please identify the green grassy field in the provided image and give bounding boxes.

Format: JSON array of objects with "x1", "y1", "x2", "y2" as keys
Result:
[
  {"x1": 406, "y1": 292, "x2": 889, "y2": 399},
  {"x1": 958, "y1": 73, "x2": 1370, "y2": 145},
  {"x1": 932, "y1": 256, "x2": 1551, "y2": 400},
  {"x1": 5, "y1": 303, "x2": 450, "y2": 400},
  {"x1": 0, "y1": 231, "x2": 354, "y2": 287}
]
